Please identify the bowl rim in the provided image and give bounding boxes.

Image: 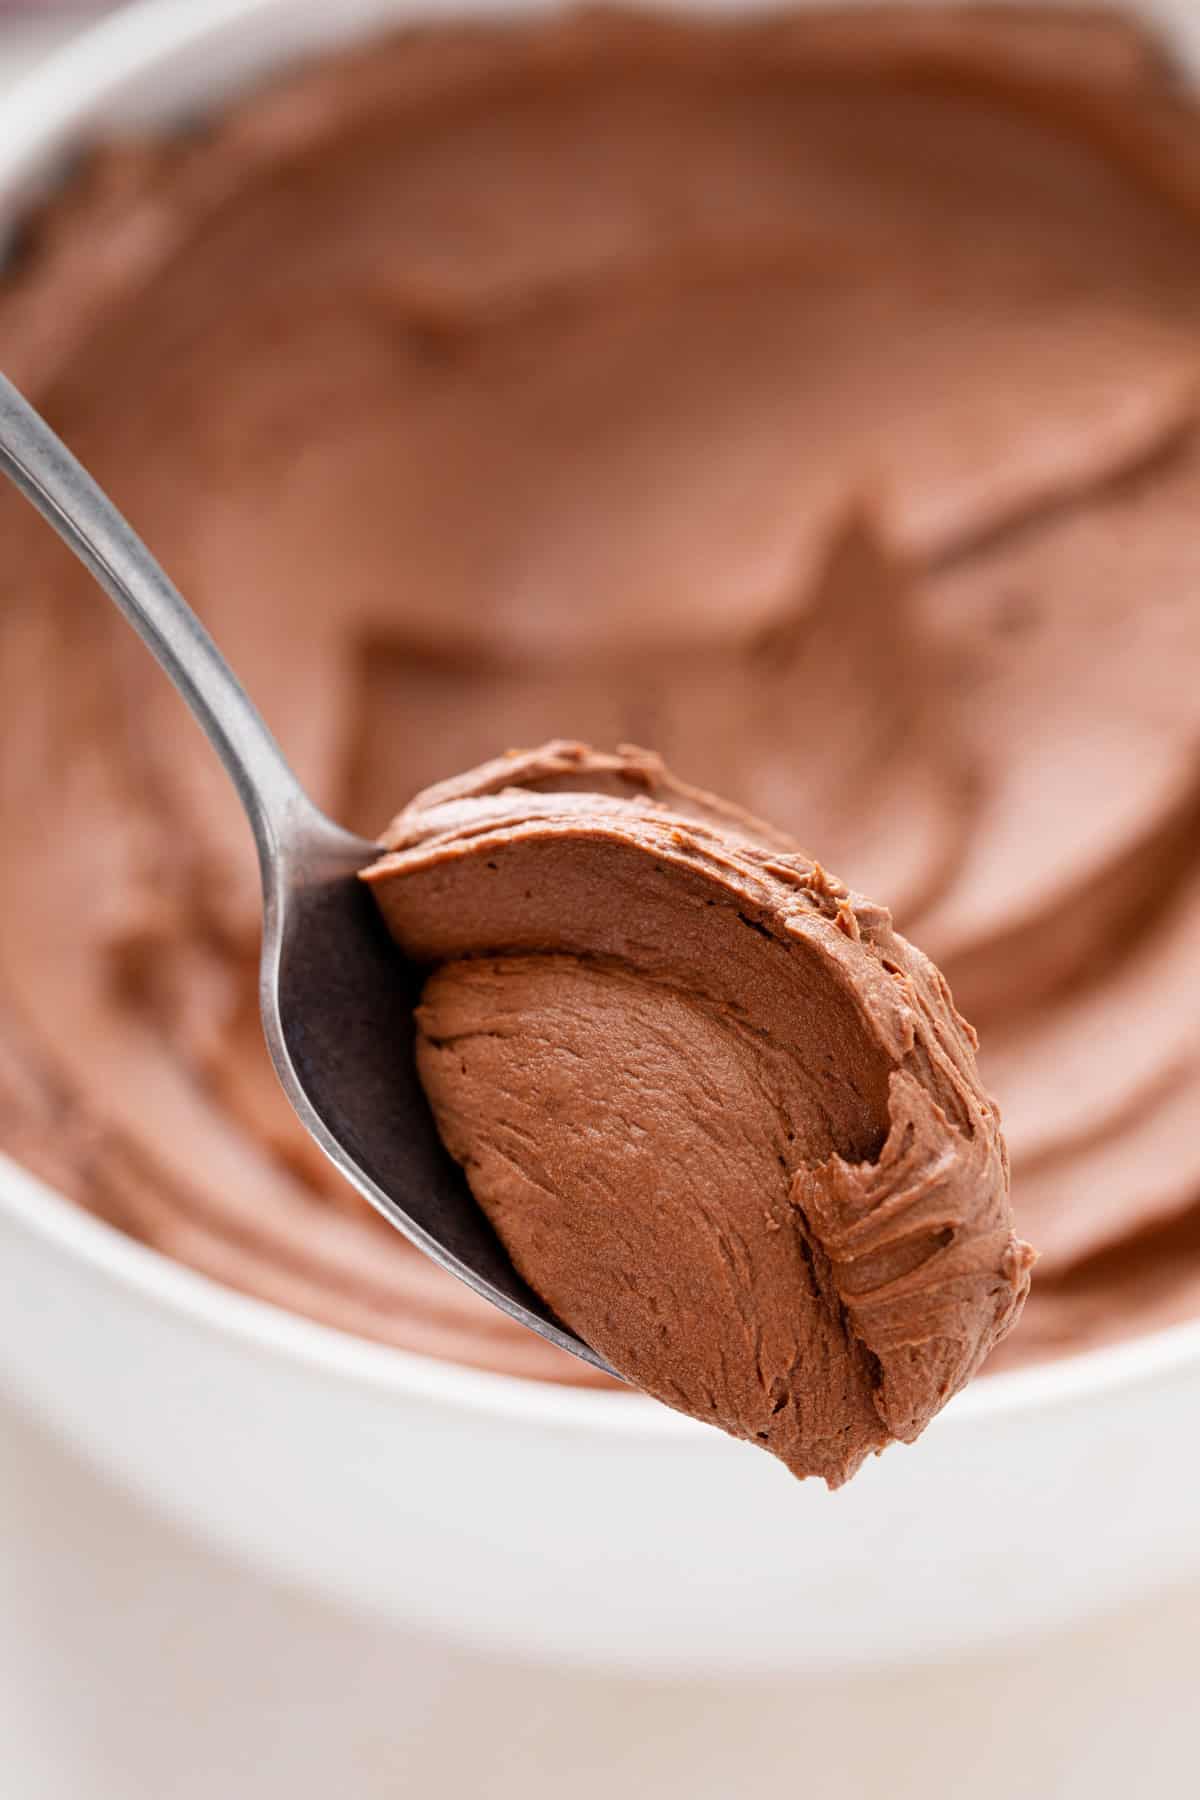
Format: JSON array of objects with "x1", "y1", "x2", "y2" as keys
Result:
[
  {"x1": 4, "y1": 0, "x2": 1200, "y2": 1445},
  {"x1": 9, "y1": 1136, "x2": 1200, "y2": 1440}
]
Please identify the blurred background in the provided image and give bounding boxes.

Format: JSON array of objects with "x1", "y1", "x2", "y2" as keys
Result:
[{"x1": 5, "y1": 1385, "x2": 1200, "y2": 1800}]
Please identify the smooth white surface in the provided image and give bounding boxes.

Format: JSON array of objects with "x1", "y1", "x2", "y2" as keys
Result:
[
  {"x1": 3, "y1": 1383, "x2": 1200, "y2": 1800},
  {"x1": 2, "y1": 0, "x2": 1200, "y2": 1750}
]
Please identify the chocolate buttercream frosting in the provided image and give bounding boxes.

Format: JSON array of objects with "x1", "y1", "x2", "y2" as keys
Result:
[
  {"x1": 364, "y1": 743, "x2": 1031, "y2": 1483},
  {"x1": 2, "y1": 5, "x2": 1200, "y2": 1385}
]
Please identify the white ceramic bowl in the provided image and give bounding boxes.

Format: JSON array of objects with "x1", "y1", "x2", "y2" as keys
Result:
[{"x1": 3, "y1": 0, "x2": 1200, "y2": 1679}]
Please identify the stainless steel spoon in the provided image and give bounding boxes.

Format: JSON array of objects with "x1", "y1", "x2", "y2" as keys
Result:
[{"x1": 0, "y1": 371, "x2": 612, "y2": 1377}]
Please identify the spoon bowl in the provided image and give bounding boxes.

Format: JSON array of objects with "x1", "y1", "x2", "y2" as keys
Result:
[{"x1": 0, "y1": 371, "x2": 611, "y2": 1377}]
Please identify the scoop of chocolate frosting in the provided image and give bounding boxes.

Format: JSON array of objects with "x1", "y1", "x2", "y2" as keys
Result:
[{"x1": 364, "y1": 744, "x2": 1032, "y2": 1484}]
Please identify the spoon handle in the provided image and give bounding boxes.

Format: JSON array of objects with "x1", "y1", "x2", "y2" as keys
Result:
[{"x1": 0, "y1": 370, "x2": 319, "y2": 869}]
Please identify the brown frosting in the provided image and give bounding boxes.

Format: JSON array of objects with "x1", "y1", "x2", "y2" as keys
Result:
[
  {"x1": 363, "y1": 743, "x2": 1030, "y2": 1484},
  {"x1": 1, "y1": 6, "x2": 1199, "y2": 1383}
]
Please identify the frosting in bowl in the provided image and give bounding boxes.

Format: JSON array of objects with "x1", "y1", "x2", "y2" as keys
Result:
[{"x1": 0, "y1": 6, "x2": 1197, "y2": 1380}]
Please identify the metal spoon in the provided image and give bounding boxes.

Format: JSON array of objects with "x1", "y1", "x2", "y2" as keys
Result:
[{"x1": 0, "y1": 371, "x2": 612, "y2": 1378}]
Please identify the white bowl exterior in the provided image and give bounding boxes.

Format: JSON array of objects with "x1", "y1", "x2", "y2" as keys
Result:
[
  {"x1": 2, "y1": 0, "x2": 1200, "y2": 1676},
  {"x1": 7, "y1": 1155, "x2": 1200, "y2": 1675}
]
